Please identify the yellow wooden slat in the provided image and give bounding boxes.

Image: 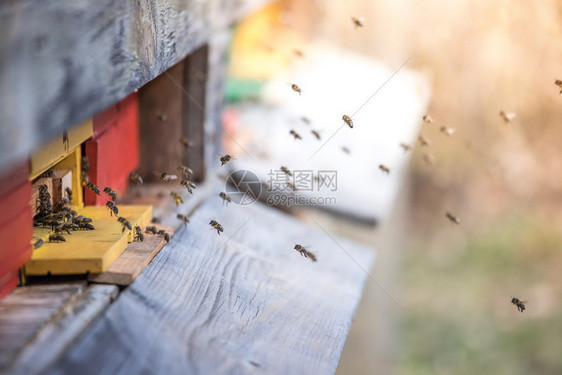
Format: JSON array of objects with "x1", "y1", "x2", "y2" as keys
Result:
[
  {"x1": 25, "y1": 205, "x2": 153, "y2": 275},
  {"x1": 30, "y1": 120, "x2": 93, "y2": 180}
]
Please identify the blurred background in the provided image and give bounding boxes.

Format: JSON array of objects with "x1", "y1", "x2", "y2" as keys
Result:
[{"x1": 226, "y1": 0, "x2": 562, "y2": 374}]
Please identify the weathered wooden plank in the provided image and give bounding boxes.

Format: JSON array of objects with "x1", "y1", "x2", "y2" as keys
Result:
[
  {"x1": 88, "y1": 225, "x2": 175, "y2": 286},
  {"x1": 8, "y1": 285, "x2": 118, "y2": 375},
  {"x1": 0, "y1": 0, "x2": 272, "y2": 173},
  {"x1": 0, "y1": 283, "x2": 85, "y2": 371},
  {"x1": 49, "y1": 197, "x2": 374, "y2": 374}
]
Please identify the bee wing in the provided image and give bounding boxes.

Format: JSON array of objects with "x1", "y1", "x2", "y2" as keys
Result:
[{"x1": 168, "y1": 174, "x2": 178, "y2": 180}]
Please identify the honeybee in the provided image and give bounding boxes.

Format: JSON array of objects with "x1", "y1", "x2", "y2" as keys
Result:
[
  {"x1": 445, "y1": 212, "x2": 460, "y2": 225},
  {"x1": 440, "y1": 126, "x2": 456, "y2": 137},
  {"x1": 511, "y1": 297, "x2": 526, "y2": 312},
  {"x1": 86, "y1": 182, "x2": 101, "y2": 195},
  {"x1": 351, "y1": 16, "x2": 364, "y2": 28},
  {"x1": 54, "y1": 225, "x2": 71, "y2": 236},
  {"x1": 34, "y1": 239, "x2": 44, "y2": 249},
  {"x1": 280, "y1": 166, "x2": 292, "y2": 176},
  {"x1": 134, "y1": 226, "x2": 144, "y2": 241},
  {"x1": 155, "y1": 110, "x2": 167, "y2": 122},
  {"x1": 219, "y1": 192, "x2": 232, "y2": 206},
  {"x1": 418, "y1": 135, "x2": 430, "y2": 147},
  {"x1": 342, "y1": 146, "x2": 351, "y2": 154},
  {"x1": 342, "y1": 115, "x2": 353, "y2": 128},
  {"x1": 555, "y1": 79, "x2": 562, "y2": 94},
  {"x1": 63, "y1": 129, "x2": 69, "y2": 150},
  {"x1": 209, "y1": 219, "x2": 224, "y2": 235},
  {"x1": 499, "y1": 110, "x2": 516, "y2": 123},
  {"x1": 379, "y1": 165, "x2": 390, "y2": 174},
  {"x1": 180, "y1": 179, "x2": 197, "y2": 194},
  {"x1": 289, "y1": 130, "x2": 302, "y2": 140},
  {"x1": 180, "y1": 138, "x2": 195, "y2": 150},
  {"x1": 293, "y1": 49, "x2": 304, "y2": 58},
  {"x1": 422, "y1": 115, "x2": 433, "y2": 124},
  {"x1": 78, "y1": 223, "x2": 95, "y2": 230},
  {"x1": 294, "y1": 244, "x2": 317, "y2": 262},
  {"x1": 145, "y1": 226, "x2": 158, "y2": 235},
  {"x1": 117, "y1": 216, "x2": 132, "y2": 232},
  {"x1": 177, "y1": 214, "x2": 190, "y2": 225},
  {"x1": 103, "y1": 187, "x2": 117, "y2": 201},
  {"x1": 49, "y1": 234, "x2": 66, "y2": 242},
  {"x1": 65, "y1": 187, "x2": 73, "y2": 201},
  {"x1": 300, "y1": 116, "x2": 311, "y2": 125},
  {"x1": 158, "y1": 229, "x2": 170, "y2": 242},
  {"x1": 160, "y1": 173, "x2": 178, "y2": 182},
  {"x1": 129, "y1": 172, "x2": 143, "y2": 185},
  {"x1": 399, "y1": 143, "x2": 412, "y2": 153},
  {"x1": 170, "y1": 192, "x2": 184, "y2": 206},
  {"x1": 311, "y1": 130, "x2": 321, "y2": 140},
  {"x1": 290, "y1": 83, "x2": 302, "y2": 95},
  {"x1": 218, "y1": 154, "x2": 234, "y2": 166},
  {"x1": 422, "y1": 153, "x2": 435, "y2": 166},
  {"x1": 106, "y1": 201, "x2": 119, "y2": 216},
  {"x1": 41, "y1": 169, "x2": 55, "y2": 178},
  {"x1": 177, "y1": 165, "x2": 194, "y2": 178}
]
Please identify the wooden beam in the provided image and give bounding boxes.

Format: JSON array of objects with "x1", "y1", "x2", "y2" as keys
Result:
[
  {"x1": 49, "y1": 197, "x2": 374, "y2": 373},
  {"x1": 0, "y1": 0, "x2": 273, "y2": 173}
]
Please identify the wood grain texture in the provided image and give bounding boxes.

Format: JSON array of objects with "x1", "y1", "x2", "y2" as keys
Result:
[
  {"x1": 0, "y1": 0, "x2": 272, "y2": 173},
  {"x1": 8, "y1": 285, "x2": 118, "y2": 375},
  {"x1": 0, "y1": 283, "x2": 85, "y2": 371},
  {"x1": 48, "y1": 197, "x2": 374, "y2": 374},
  {"x1": 88, "y1": 225, "x2": 175, "y2": 286}
]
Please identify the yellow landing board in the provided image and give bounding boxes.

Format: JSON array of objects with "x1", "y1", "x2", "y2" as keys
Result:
[{"x1": 26, "y1": 205, "x2": 152, "y2": 275}]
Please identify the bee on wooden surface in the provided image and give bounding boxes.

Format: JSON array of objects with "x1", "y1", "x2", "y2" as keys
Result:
[
  {"x1": 379, "y1": 165, "x2": 390, "y2": 174},
  {"x1": 499, "y1": 110, "x2": 516, "y2": 123},
  {"x1": 440, "y1": 126, "x2": 455, "y2": 137},
  {"x1": 180, "y1": 179, "x2": 197, "y2": 194},
  {"x1": 555, "y1": 79, "x2": 562, "y2": 94},
  {"x1": 280, "y1": 166, "x2": 292, "y2": 176},
  {"x1": 218, "y1": 192, "x2": 232, "y2": 206},
  {"x1": 49, "y1": 234, "x2": 66, "y2": 243},
  {"x1": 218, "y1": 154, "x2": 234, "y2": 166},
  {"x1": 129, "y1": 172, "x2": 143, "y2": 185},
  {"x1": 74, "y1": 215, "x2": 92, "y2": 223},
  {"x1": 33, "y1": 239, "x2": 44, "y2": 249},
  {"x1": 422, "y1": 115, "x2": 433, "y2": 124},
  {"x1": 180, "y1": 138, "x2": 195, "y2": 150},
  {"x1": 300, "y1": 116, "x2": 311, "y2": 125},
  {"x1": 86, "y1": 182, "x2": 101, "y2": 195},
  {"x1": 294, "y1": 244, "x2": 317, "y2": 262},
  {"x1": 117, "y1": 217, "x2": 133, "y2": 232},
  {"x1": 177, "y1": 165, "x2": 194, "y2": 179},
  {"x1": 134, "y1": 226, "x2": 144, "y2": 241},
  {"x1": 78, "y1": 223, "x2": 95, "y2": 230},
  {"x1": 65, "y1": 187, "x2": 73, "y2": 201},
  {"x1": 342, "y1": 146, "x2": 351, "y2": 154},
  {"x1": 177, "y1": 214, "x2": 190, "y2": 226},
  {"x1": 445, "y1": 212, "x2": 460, "y2": 225},
  {"x1": 342, "y1": 115, "x2": 353, "y2": 128},
  {"x1": 170, "y1": 192, "x2": 184, "y2": 206},
  {"x1": 157, "y1": 229, "x2": 170, "y2": 242},
  {"x1": 54, "y1": 226, "x2": 71, "y2": 236},
  {"x1": 289, "y1": 130, "x2": 302, "y2": 140},
  {"x1": 399, "y1": 143, "x2": 412, "y2": 153},
  {"x1": 418, "y1": 135, "x2": 430, "y2": 147},
  {"x1": 290, "y1": 83, "x2": 302, "y2": 95},
  {"x1": 41, "y1": 169, "x2": 55, "y2": 178},
  {"x1": 209, "y1": 219, "x2": 224, "y2": 235},
  {"x1": 103, "y1": 187, "x2": 117, "y2": 201},
  {"x1": 145, "y1": 226, "x2": 158, "y2": 235},
  {"x1": 63, "y1": 130, "x2": 69, "y2": 151},
  {"x1": 160, "y1": 173, "x2": 178, "y2": 182},
  {"x1": 155, "y1": 110, "x2": 167, "y2": 122},
  {"x1": 422, "y1": 153, "x2": 435, "y2": 166},
  {"x1": 311, "y1": 130, "x2": 321, "y2": 140},
  {"x1": 351, "y1": 16, "x2": 364, "y2": 28},
  {"x1": 511, "y1": 297, "x2": 526, "y2": 312},
  {"x1": 106, "y1": 201, "x2": 119, "y2": 216}
]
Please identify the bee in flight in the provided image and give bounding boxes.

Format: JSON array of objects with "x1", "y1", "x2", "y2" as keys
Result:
[
  {"x1": 293, "y1": 49, "x2": 304, "y2": 58},
  {"x1": 499, "y1": 110, "x2": 516, "y2": 123},
  {"x1": 342, "y1": 146, "x2": 351, "y2": 154},
  {"x1": 422, "y1": 115, "x2": 433, "y2": 124},
  {"x1": 555, "y1": 79, "x2": 562, "y2": 94},
  {"x1": 294, "y1": 244, "x2": 317, "y2": 262},
  {"x1": 180, "y1": 138, "x2": 194, "y2": 150},
  {"x1": 445, "y1": 212, "x2": 460, "y2": 225},
  {"x1": 170, "y1": 192, "x2": 184, "y2": 206},
  {"x1": 300, "y1": 116, "x2": 311, "y2": 125},
  {"x1": 290, "y1": 83, "x2": 302, "y2": 95},
  {"x1": 280, "y1": 166, "x2": 292, "y2": 176},
  {"x1": 423, "y1": 153, "x2": 435, "y2": 166},
  {"x1": 311, "y1": 130, "x2": 321, "y2": 140},
  {"x1": 177, "y1": 165, "x2": 194, "y2": 179},
  {"x1": 219, "y1": 192, "x2": 232, "y2": 206},
  {"x1": 103, "y1": 187, "x2": 117, "y2": 201},
  {"x1": 86, "y1": 182, "x2": 101, "y2": 195},
  {"x1": 129, "y1": 172, "x2": 143, "y2": 185},
  {"x1": 155, "y1": 110, "x2": 167, "y2": 122},
  {"x1": 379, "y1": 165, "x2": 390, "y2": 174},
  {"x1": 511, "y1": 297, "x2": 526, "y2": 312},
  {"x1": 106, "y1": 201, "x2": 119, "y2": 216},
  {"x1": 289, "y1": 130, "x2": 302, "y2": 140},
  {"x1": 218, "y1": 154, "x2": 235, "y2": 166},
  {"x1": 399, "y1": 143, "x2": 412, "y2": 153},
  {"x1": 440, "y1": 126, "x2": 456, "y2": 137},
  {"x1": 177, "y1": 214, "x2": 190, "y2": 226},
  {"x1": 180, "y1": 179, "x2": 197, "y2": 194},
  {"x1": 209, "y1": 219, "x2": 224, "y2": 235},
  {"x1": 351, "y1": 16, "x2": 364, "y2": 28},
  {"x1": 117, "y1": 217, "x2": 132, "y2": 232},
  {"x1": 342, "y1": 115, "x2": 354, "y2": 128},
  {"x1": 418, "y1": 135, "x2": 430, "y2": 147}
]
